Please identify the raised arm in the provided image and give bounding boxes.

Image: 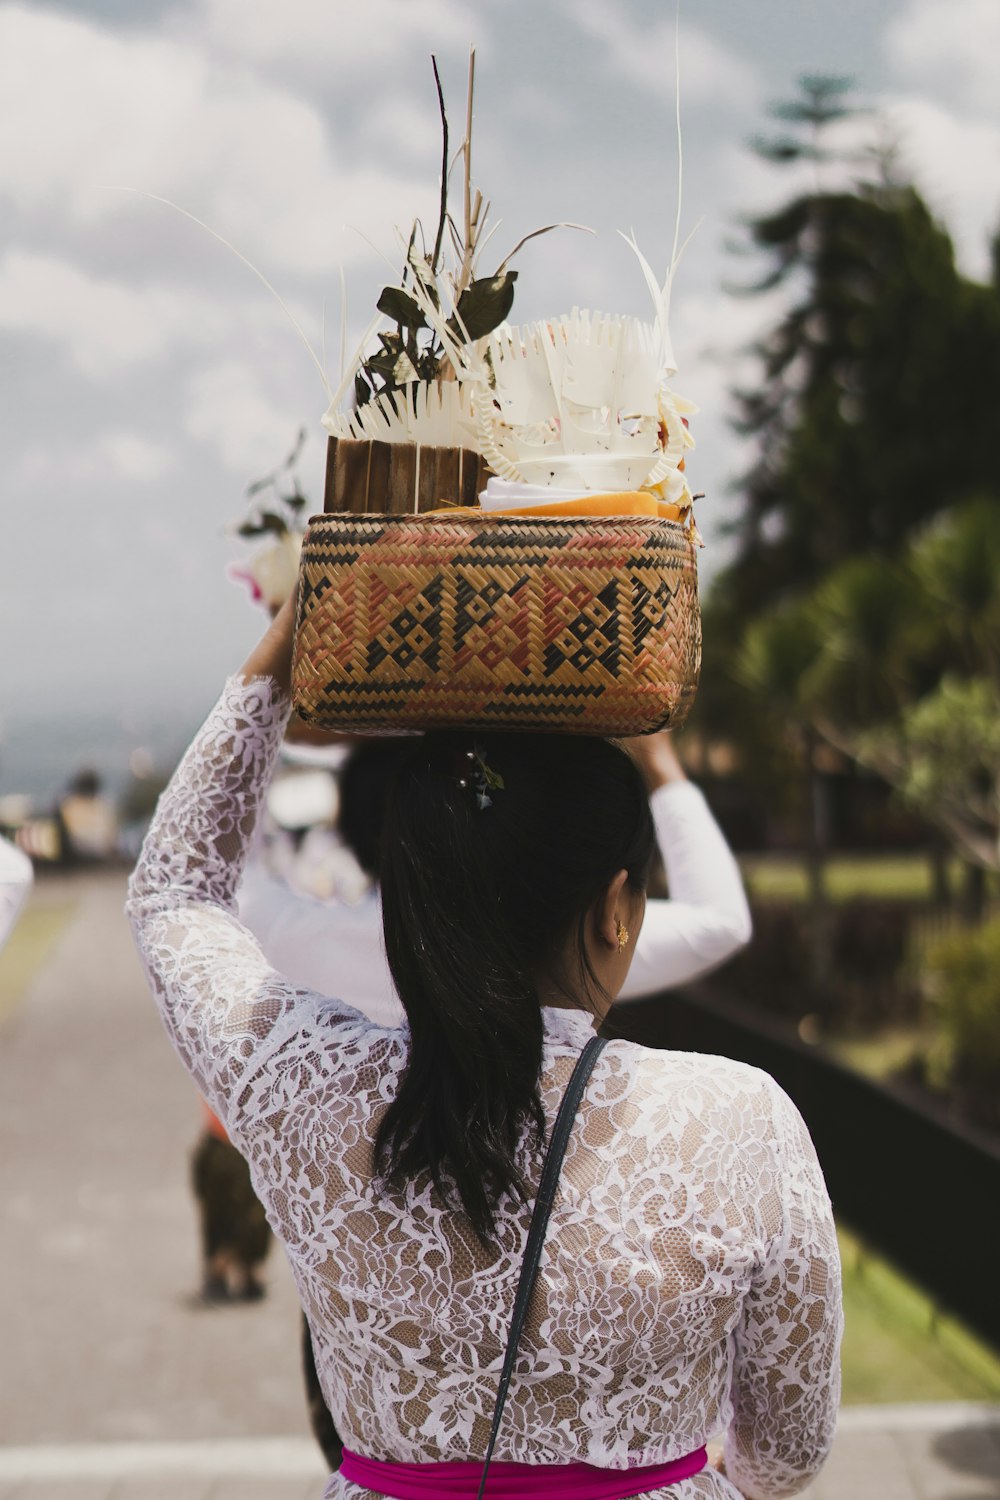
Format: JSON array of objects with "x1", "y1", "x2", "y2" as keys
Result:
[
  {"x1": 0, "y1": 833, "x2": 33, "y2": 952},
  {"x1": 125, "y1": 597, "x2": 343, "y2": 1133},
  {"x1": 619, "y1": 735, "x2": 751, "y2": 999},
  {"x1": 724, "y1": 1078, "x2": 843, "y2": 1498}
]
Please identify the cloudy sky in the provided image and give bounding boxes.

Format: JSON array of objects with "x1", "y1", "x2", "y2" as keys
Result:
[{"x1": 1, "y1": 0, "x2": 998, "y2": 795}]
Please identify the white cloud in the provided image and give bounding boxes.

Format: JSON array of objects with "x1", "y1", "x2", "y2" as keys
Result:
[
  {"x1": 97, "y1": 432, "x2": 176, "y2": 483},
  {"x1": 192, "y1": 0, "x2": 479, "y2": 76},
  {"x1": 884, "y1": 98, "x2": 1000, "y2": 279},
  {"x1": 14, "y1": 430, "x2": 175, "y2": 487},
  {"x1": 566, "y1": 0, "x2": 762, "y2": 113},
  {"x1": 885, "y1": 0, "x2": 1000, "y2": 116},
  {"x1": 362, "y1": 99, "x2": 444, "y2": 166},
  {"x1": 0, "y1": 250, "x2": 231, "y2": 375},
  {"x1": 184, "y1": 360, "x2": 308, "y2": 473},
  {"x1": 0, "y1": 5, "x2": 432, "y2": 276}
]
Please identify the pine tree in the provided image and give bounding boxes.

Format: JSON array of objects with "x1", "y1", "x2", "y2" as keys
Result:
[{"x1": 721, "y1": 78, "x2": 1000, "y2": 614}]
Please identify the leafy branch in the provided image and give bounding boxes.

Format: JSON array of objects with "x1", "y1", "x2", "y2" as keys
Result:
[
  {"x1": 354, "y1": 51, "x2": 586, "y2": 411},
  {"x1": 236, "y1": 427, "x2": 309, "y2": 539}
]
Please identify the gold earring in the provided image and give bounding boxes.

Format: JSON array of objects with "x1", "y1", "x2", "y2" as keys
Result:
[{"x1": 616, "y1": 919, "x2": 630, "y2": 953}]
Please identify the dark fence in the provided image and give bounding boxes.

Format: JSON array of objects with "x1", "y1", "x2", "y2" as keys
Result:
[{"x1": 603, "y1": 984, "x2": 1000, "y2": 1351}]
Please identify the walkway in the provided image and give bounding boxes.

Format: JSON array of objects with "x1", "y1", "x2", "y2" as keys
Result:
[{"x1": 1, "y1": 1406, "x2": 998, "y2": 1499}]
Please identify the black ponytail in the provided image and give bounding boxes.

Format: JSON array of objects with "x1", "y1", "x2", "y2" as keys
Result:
[{"x1": 374, "y1": 731, "x2": 654, "y2": 1242}]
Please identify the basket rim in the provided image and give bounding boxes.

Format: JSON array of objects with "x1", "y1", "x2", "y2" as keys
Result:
[{"x1": 305, "y1": 510, "x2": 694, "y2": 535}]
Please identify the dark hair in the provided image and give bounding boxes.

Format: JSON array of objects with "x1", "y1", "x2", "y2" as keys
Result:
[
  {"x1": 337, "y1": 739, "x2": 412, "y2": 880},
  {"x1": 374, "y1": 731, "x2": 655, "y2": 1242}
]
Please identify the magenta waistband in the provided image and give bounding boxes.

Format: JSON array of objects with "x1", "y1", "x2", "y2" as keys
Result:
[{"x1": 338, "y1": 1446, "x2": 708, "y2": 1498}]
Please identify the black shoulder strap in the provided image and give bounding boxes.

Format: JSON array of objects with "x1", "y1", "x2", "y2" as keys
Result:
[{"x1": 476, "y1": 1033, "x2": 608, "y2": 1500}]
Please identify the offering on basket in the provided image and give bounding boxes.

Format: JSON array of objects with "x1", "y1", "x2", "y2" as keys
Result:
[{"x1": 290, "y1": 58, "x2": 702, "y2": 736}]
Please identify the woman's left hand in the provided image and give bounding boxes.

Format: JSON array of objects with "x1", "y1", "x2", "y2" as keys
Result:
[{"x1": 622, "y1": 731, "x2": 687, "y2": 793}]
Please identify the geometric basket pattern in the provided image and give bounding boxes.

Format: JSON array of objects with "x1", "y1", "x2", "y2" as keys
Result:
[{"x1": 291, "y1": 512, "x2": 701, "y2": 735}]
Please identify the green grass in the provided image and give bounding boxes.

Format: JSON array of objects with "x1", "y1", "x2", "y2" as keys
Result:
[
  {"x1": 0, "y1": 895, "x2": 78, "y2": 1025},
  {"x1": 826, "y1": 1026, "x2": 936, "y2": 1085},
  {"x1": 839, "y1": 1225, "x2": 1000, "y2": 1403},
  {"x1": 739, "y1": 853, "x2": 954, "y2": 903}
]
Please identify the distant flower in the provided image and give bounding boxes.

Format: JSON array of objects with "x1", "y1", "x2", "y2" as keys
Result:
[
  {"x1": 230, "y1": 428, "x2": 310, "y2": 611},
  {"x1": 229, "y1": 531, "x2": 303, "y2": 610}
]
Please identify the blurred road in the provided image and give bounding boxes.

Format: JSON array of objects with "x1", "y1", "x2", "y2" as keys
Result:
[
  {"x1": 1, "y1": 870, "x2": 997, "y2": 1498},
  {"x1": 0, "y1": 873, "x2": 317, "y2": 1461}
]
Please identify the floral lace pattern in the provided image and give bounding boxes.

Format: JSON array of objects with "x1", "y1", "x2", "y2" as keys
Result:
[{"x1": 127, "y1": 678, "x2": 842, "y2": 1500}]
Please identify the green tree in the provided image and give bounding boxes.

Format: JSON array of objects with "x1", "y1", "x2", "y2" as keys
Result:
[
  {"x1": 721, "y1": 79, "x2": 1000, "y2": 614},
  {"x1": 733, "y1": 501, "x2": 1000, "y2": 880},
  {"x1": 694, "y1": 79, "x2": 1000, "y2": 898}
]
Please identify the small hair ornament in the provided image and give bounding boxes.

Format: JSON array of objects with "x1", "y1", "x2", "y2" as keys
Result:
[{"x1": 457, "y1": 745, "x2": 506, "y2": 810}]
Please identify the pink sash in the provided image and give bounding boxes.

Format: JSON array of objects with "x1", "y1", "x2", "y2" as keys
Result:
[{"x1": 338, "y1": 1446, "x2": 708, "y2": 1498}]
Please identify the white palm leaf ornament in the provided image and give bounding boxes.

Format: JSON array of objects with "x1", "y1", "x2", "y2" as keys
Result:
[
  {"x1": 323, "y1": 378, "x2": 479, "y2": 449},
  {"x1": 474, "y1": 306, "x2": 696, "y2": 496}
]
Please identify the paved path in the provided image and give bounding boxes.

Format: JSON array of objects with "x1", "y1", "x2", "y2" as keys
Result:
[
  {"x1": 0, "y1": 1406, "x2": 998, "y2": 1499},
  {"x1": 1, "y1": 872, "x2": 998, "y2": 1498},
  {"x1": 0, "y1": 873, "x2": 309, "y2": 1447}
]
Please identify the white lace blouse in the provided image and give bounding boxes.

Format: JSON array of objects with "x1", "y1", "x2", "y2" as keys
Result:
[{"x1": 127, "y1": 678, "x2": 842, "y2": 1500}]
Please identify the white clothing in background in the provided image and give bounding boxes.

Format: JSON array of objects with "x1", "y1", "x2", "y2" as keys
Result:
[
  {"x1": 128, "y1": 678, "x2": 841, "y2": 1500},
  {"x1": 0, "y1": 834, "x2": 33, "y2": 952},
  {"x1": 238, "y1": 870, "x2": 395, "y2": 1027},
  {"x1": 238, "y1": 775, "x2": 751, "y2": 1026},
  {"x1": 621, "y1": 781, "x2": 751, "y2": 1000}
]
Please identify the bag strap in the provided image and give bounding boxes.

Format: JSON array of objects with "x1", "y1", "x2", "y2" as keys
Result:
[{"x1": 476, "y1": 1033, "x2": 608, "y2": 1500}]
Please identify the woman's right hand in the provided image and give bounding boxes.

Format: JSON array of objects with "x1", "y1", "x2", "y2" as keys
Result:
[{"x1": 238, "y1": 590, "x2": 298, "y2": 693}]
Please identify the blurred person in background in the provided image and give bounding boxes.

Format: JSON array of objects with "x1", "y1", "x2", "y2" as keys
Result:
[
  {"x1": 0, "y1": 831, "x2": 33, "y2": 951},
  {"x1": 237, "y1": 729, "x2": 752, "y2": 1023},
  {"x1": 191, "y1": 1097, "x2": 272, "y2": 1303},
  {"x1": 188, "y1": 753, "x2": 343, "y2": 1306},
  {"x1": 57, "y1": 769, "x2": 118, "y2": 864}
]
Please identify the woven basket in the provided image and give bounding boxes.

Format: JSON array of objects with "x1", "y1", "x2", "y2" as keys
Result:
[{"x1": 291, "y1": 511, "x2": 700, "y2": 735}]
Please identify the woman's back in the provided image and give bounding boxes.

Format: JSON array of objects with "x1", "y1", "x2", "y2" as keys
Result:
[{"x1": 239, "y1": 997, "x2": 838, "y2": 1498}]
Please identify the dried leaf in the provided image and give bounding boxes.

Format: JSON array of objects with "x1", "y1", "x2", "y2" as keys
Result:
[
  {"x1": 365, "y1": 350, "x2": 398, "y2": 380},
  {"x1": 376, "y1": 285, "x2": 427, "y2": 331},
  {"x1": 496, "y1": 222, "x2": 594, "y2": 273},
  {"x1": 447, "y1": 270, "x2": 518, "y2": 342},
  {"x1": 237, "y1": 511, "x2": 288, "y2": 539},
  {"x1": 257, "y1": 511, "x2": 289, "y2": 536},
  {"x1": 282, "y1": 427, "x2": 307, "y2": 470},
  {"x1": 392, "y1": 350, "x2": 421, "y2": 384}
]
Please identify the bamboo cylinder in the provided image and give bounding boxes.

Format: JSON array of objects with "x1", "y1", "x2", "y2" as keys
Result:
[{"x1": 323, "y1": 436, "x2": 490, "y2": 514}]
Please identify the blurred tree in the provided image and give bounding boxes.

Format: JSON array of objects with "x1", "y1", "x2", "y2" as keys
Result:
[
  {"x1": 750, "y1": 74, "x2": 857, "y2": 171},
  {"x1": 817, "y1": 505, "x2": 999, "y2": 874},
  {"x1": 721, "y1": 78, "x2": 1000, "y2": 615},
  {"x1": 735, "y1": 502, "x2": 1000, "y2": 884},
  {"x1": 695, "y1": 78, "x2": 1000, "y2": 900}
]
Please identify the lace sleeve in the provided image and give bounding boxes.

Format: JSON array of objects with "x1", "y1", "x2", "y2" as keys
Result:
[
  {"x1": 723, "y1": 1077, "x2": 843, "y2": 1499},
  {"x1": 125, "y1": 676, "x2": 325, "y2": 1131},
  {"x1": 619, "y1": 782, "x2": 752, "y2": 999}
]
